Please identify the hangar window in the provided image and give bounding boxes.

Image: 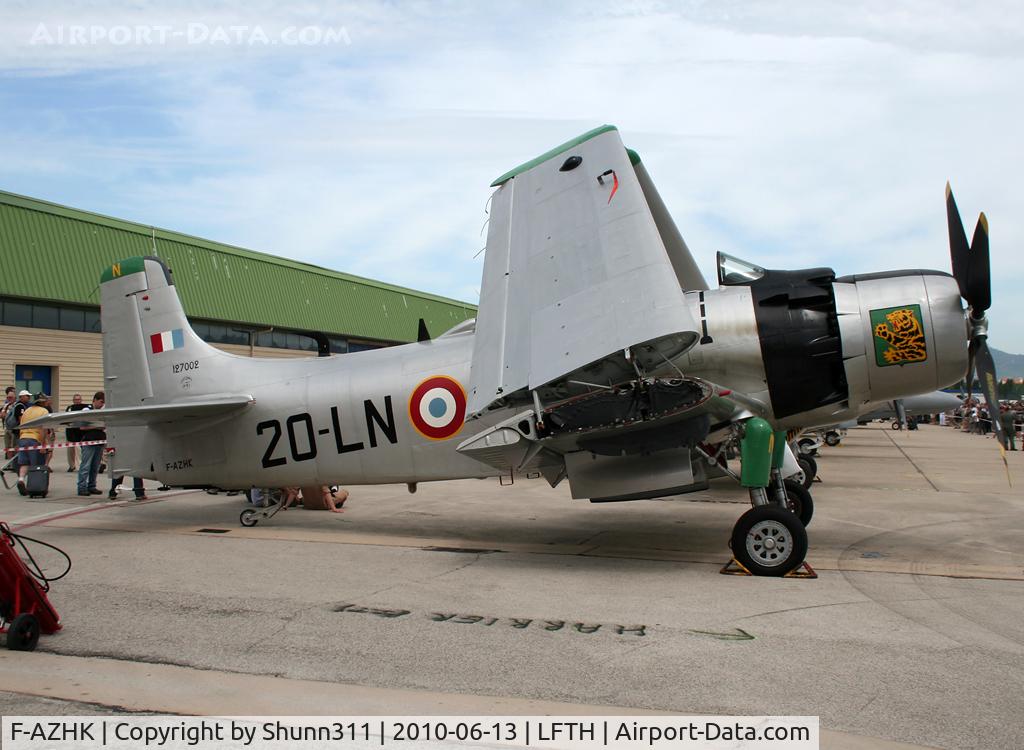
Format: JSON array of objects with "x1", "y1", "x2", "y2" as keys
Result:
[
  {"x1": 206, "y1": 324, "x2": 231, "y2": 344},
  {"x1": 84, "y1": 310, "x2": 101, "y2": 333},
  {"x1": 2, "y1": 299, "x2": 98, "y2": 332},
  {"x1": 59, "y1": 308, "x2": 84, "y2": 331},
  {"x1": 33, "y1": 304, "x2": 59, "y2": 329},
  {"x1": 2, "y1": 300, "x2": 32, "y2": 327},
  {"x1": 189, "y1": 321, "x2": 359, "y2": 353},
  {"x1": 224, "y1": 327, "x2": 248, "y2": 346}
]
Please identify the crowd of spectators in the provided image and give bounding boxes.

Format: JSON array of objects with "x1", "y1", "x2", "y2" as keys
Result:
[
  {"x1": 2, "y1": 387, "x2": 109, "y2": 495},
  {"x1": 942, "y1": 398, "x2": 1024, "y2": 451}
]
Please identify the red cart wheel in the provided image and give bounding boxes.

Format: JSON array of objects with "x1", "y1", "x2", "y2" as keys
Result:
[{"x1": 7, "y1": 613, "x2": 40, "y2": 651}]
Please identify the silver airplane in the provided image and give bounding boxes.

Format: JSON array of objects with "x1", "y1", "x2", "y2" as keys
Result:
[
  {"x1": 854, "y1": 390, "x2": 963, "y2": 426},
  {"x1": 25, "y1": 125, "x2": 1006, "y2": 576}
]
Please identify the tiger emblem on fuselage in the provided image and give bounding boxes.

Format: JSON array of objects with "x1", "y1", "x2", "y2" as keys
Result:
[{"x1": 874, "y1": 307, "x2": 927, "y2": 364}]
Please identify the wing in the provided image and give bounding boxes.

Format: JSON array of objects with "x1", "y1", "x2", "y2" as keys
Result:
[
  {"x1": 19, "y1": 395, "x2": 254, "y2": 429},
  {"x1": 627, "y1": 149, "x2": 709, "y2": 292},
  {"x1": 457, "y1": 378, "x2": 761, "y2": 473},
  {"x1": 469, "y1": 125, "x2": 702, "y2": 415}
]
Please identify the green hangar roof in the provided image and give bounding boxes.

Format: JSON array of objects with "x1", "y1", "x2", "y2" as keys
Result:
[{"x1": 0, "y1": 189, "x2": 475, "y2": 343}]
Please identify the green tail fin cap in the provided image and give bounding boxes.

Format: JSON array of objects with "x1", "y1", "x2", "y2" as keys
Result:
[{"x1": 100, "y1": 256, "x2": 147, "y2": 284}]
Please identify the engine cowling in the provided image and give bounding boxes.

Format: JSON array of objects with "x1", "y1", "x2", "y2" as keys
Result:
[
  {"x1": 685, "y1": 257, "x2": 968, "y2": 429},
  {"x1": 833, "y1": 270, "x2": 967, "y2": 410}
]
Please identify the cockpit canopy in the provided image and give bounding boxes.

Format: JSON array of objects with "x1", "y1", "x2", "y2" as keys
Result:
[{"x1": 717, "y1": 252, "x2": 765, "y2": 286}]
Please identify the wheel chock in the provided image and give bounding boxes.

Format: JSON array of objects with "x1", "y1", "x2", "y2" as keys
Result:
[
  {"x1": 784, "y1": 561, "x2": 817, "y2": 578},
  {"x1": 719, "y1": 558, "x2": 818, "y2": 578},
  {"x1": 720, "y1": 557, "x2": 753, "y2": 576}
]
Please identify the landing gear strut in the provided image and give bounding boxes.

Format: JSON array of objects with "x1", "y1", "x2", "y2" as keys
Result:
[
  {"x1": 239, "y1": 489, "x2": 285, "y2": 527},
  {"x1": 730, "y1": 419, "x2": 811, "y2": 576}
]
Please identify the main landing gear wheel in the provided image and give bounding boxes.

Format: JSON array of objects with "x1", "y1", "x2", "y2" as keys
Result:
[
  {"x1": 731, "y1": 506, "x2": 808, "y2": 577},
  {"x1": 239, "y1": 509, "x2": 259, "y2": 527},
  {"x1": 797, "y1": 438, "x2": 817, "y2": 456},
  {"x1": 794, "y1": 455, "x2": 816, "y2": 490},
  {"x1": 783, "y1": 479, "x2": 814, "y2": 526},
  {"x1": 7, "y1": 613, "x2": 41, "y2": 651}
]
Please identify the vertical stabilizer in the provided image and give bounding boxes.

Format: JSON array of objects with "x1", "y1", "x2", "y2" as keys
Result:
[{"x1": 100, "y1": 256, "x2": 220, "y2": 407}]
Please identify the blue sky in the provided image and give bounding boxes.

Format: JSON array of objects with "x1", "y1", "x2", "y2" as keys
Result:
[{"x1": 1, "y1": 1, "x2": 1022, "y2": 351}]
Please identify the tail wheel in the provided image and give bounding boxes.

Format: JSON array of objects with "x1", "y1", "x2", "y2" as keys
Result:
[
  {"x1": 824, "y1": 431, "x2": 841, "y2": 447},
  {"x1": 239, "y1": 509, "x2": 258, "y2": 527},
  {"x1": 796, "y1": 455, "x2": 816, "y2": 489},
  {"x1": 797, "y1": 438, "x2": 817, "y2": 456},
  {"x1": 7, "y1": 613, "x2": 41, "y2": 651},
  {"x1": 782, "y1": 479, "x2": 814, "y2": 526},
  {"x1": 731, "y1": 506, "x2": 808, "y2": 577}
]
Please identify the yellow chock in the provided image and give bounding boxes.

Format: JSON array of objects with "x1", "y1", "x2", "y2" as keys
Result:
[
  {"x1": 785, "y1": 561, "x2": 818, "y2": 578},
  {"x1": 720, "y1": 558, "x2": 818, "y2": 579},
  {"x1": 720, "y1": 557, "x2": 752, "y2": 576}
]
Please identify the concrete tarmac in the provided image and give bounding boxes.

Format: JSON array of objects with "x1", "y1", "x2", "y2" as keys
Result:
[{"x1": 1, "y1": 424, "x2": 1021, "y2": 749}]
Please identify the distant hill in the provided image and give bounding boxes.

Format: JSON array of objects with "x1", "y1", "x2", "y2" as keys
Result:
[{"x1": 992, "y1": 347, "x2": 1024, "y2": 380}]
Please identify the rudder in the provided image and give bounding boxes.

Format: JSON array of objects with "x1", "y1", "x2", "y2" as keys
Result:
[{"x1": 100, "y1": 256, "x2": 221, "y2": 407}]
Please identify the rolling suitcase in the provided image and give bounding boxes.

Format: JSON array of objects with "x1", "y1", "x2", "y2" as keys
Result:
[{"x1": 25, "y1": 465, "x2": 50, "y2": 498}]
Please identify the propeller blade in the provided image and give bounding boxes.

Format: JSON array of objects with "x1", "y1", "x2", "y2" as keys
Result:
[
  {"x1": 945, "y1": 182, "x2": 971, "y2": 299},
  {"x1": 974, "y1": 339, "x2": 1012, "y2": 485},
  {"x1": 968, "y1": 213, "x2": 991, "y2": 312},
  {"x1": 974, "y1": 340, "x2": 1007, "y2": 450},
  {"x1": 965, "y1": 336, "x2": 977, "y2": 404}
]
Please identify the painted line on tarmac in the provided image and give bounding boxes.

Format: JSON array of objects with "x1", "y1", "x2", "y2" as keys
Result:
[
  {"x1": 881, "y1": 429, "x2": 941, "y2": 492},
  {"x1": 11, "y1": 490, "x2": 196, "y2": 531}
]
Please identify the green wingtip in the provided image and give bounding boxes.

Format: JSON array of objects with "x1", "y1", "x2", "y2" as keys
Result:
[
  {"x1": 490, "y1": 125, "x2": 618, "y2": 187},
  {"x1": 626, "y1": 148, "x2": 641, "y2": 166}
]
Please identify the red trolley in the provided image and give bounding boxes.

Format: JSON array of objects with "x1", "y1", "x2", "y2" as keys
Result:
[{"x1": 0, "y1": 521, "x2": 64, "y2": 651}]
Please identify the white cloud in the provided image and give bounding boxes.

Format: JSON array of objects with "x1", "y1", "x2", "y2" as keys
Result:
[{"x1": 0, "y1": 1, "x2": 1022, "y2": 351}]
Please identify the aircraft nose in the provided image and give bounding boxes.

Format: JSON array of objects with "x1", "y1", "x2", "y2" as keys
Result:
[{"x1": 833, "y1": 270, "x2": 967, "y2": 408}]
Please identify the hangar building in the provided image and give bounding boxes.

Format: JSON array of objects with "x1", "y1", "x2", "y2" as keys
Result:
[{"x1": 0, "y1": 189, "x2": 476, "y2": 407}]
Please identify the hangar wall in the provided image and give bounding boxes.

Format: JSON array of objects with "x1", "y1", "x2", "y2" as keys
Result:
[{"x1": 0, "y1": 328, "x2": 314, "y2": 407}]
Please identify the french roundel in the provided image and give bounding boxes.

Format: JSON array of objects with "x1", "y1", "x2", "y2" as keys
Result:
[{"x1": 408, "y1": 376, "x2": 467, "y2": 440}]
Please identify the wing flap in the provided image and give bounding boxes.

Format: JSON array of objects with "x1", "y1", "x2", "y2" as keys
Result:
[{"x1": 20, "y1": 395, "x2": 254, "y2": 429}]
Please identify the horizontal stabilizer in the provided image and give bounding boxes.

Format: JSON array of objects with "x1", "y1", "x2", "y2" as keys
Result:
[{"x1": 20, "y1": 395, "x2": 254, "y2": 429}]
